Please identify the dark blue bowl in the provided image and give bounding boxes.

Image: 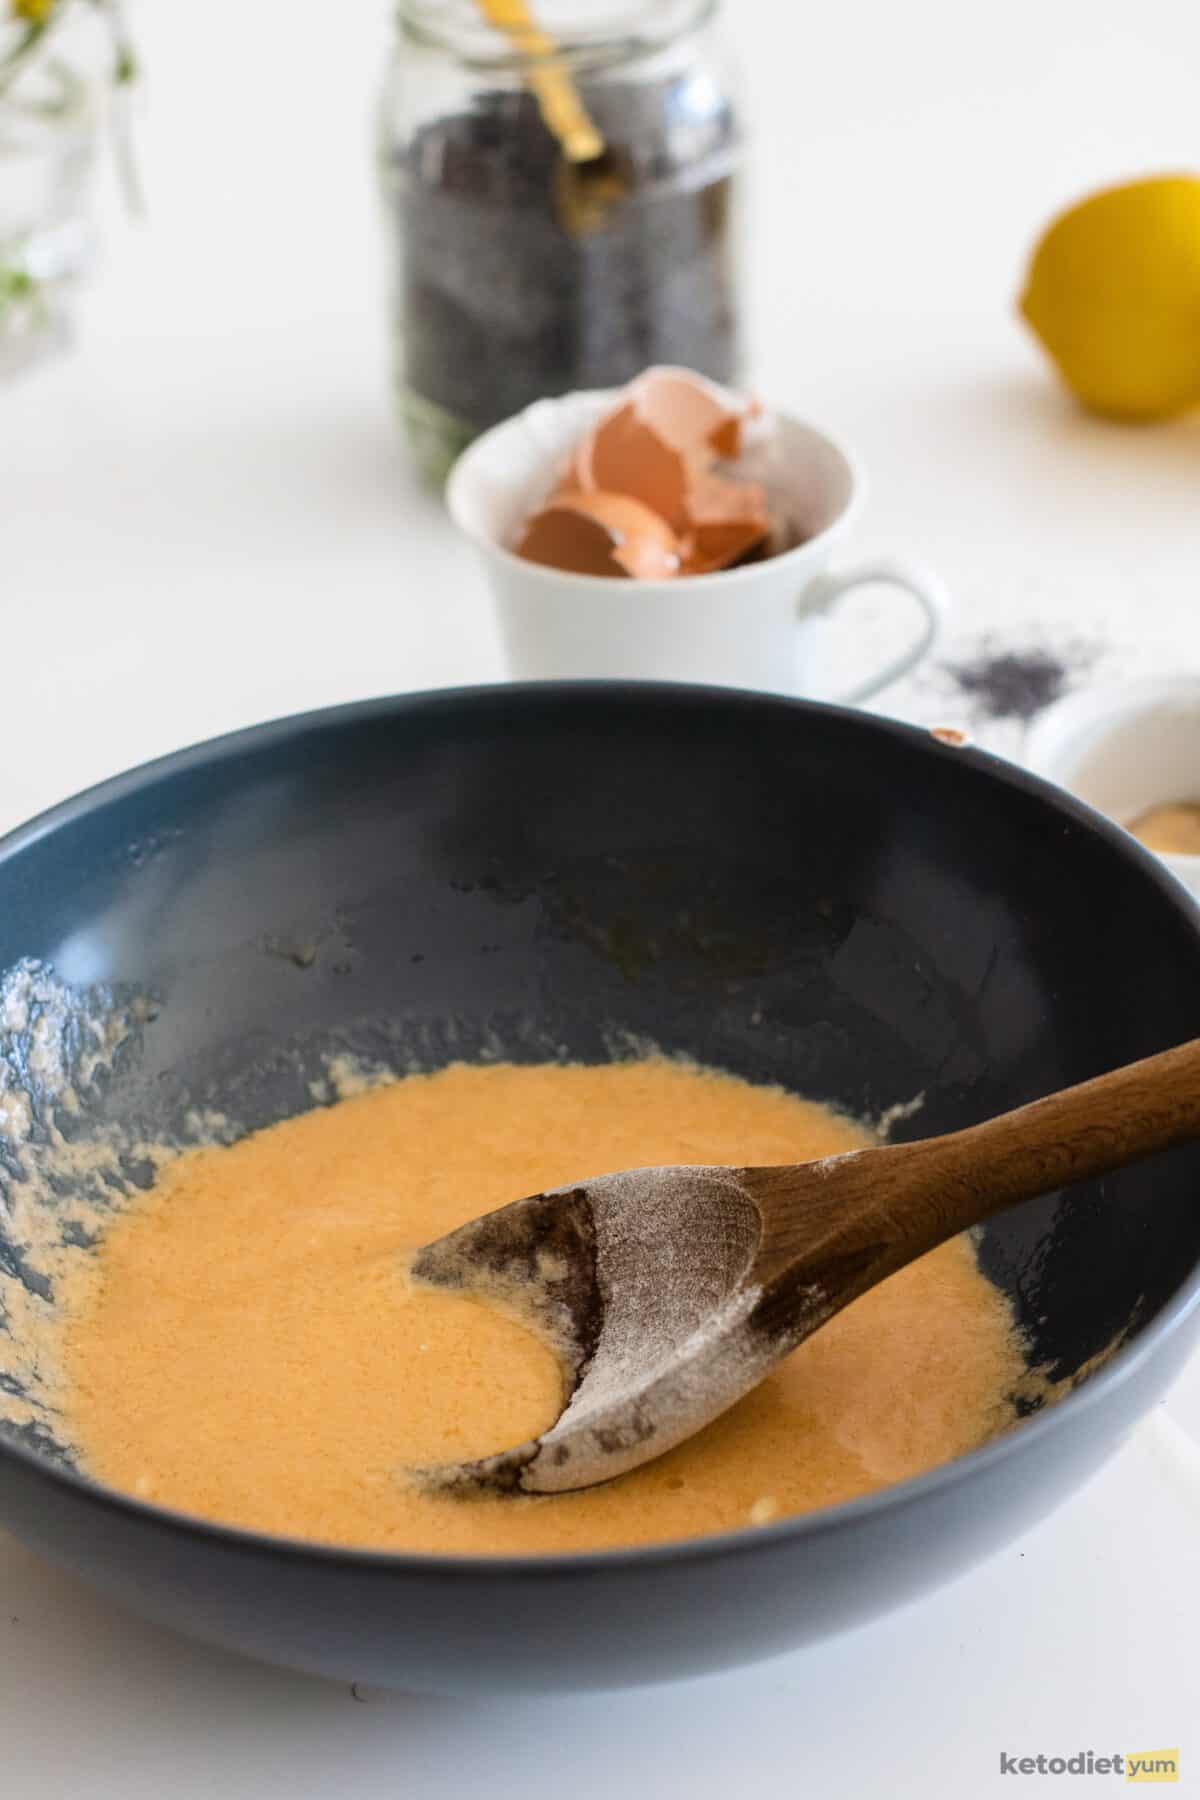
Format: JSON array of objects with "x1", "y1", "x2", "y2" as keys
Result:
[{"x1": 1, "y1": 683, "x2": 1198, "y2": 1692}]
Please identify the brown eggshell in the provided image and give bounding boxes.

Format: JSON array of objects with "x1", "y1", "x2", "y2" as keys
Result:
[
  {"x1": 514, "y1": 491, "x2": 681, "y2": 580},
  {"x1": 707, "y1": 394, "x2": 764, "y2": 459},
  {"x1": 627, "y1": 368, "x2": 749, "y2": 467},
  {"x1": 706, "y1": 413, "x2": 744, "y2": 459},
  {"x1": 630, "y1": 369, "x2": 728, "y2": 446},
  {"x1": 682, "y1": 523, "x2": 769, "y2": 576},
  {"x1": 575, "y1": 402, "x2": 692, "y2": 532},
  {"x1": 686, "y1": 469, "x2": 770, "y2": 527},
  {"x1": 520, "y1": 371, "x2": 771, "y2": 579},
  {"x1": 680, "y1": 469, "x2": 771, "y2": 572}
]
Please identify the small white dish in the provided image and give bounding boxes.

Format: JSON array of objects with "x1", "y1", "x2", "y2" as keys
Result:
[
  {"x1": 1026, "y1": 676, "x2": 1200, "y2": 899},
  {"x1": 446, "y1": 378, "x2": 950, "y2": 701}
]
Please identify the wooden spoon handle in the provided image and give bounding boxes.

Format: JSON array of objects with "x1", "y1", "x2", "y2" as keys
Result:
[{"x1": 889, "y1": 1035, "x2": 1200, "y2": 1252}]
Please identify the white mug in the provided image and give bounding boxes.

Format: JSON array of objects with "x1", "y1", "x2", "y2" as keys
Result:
[{"x1": 446, "y1": 386, "x2": 950, "y2": 701}]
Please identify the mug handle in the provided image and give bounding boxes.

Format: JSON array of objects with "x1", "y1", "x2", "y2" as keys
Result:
[{"x1": 800, "y1": 558, "x2": 951, "y2": 705}]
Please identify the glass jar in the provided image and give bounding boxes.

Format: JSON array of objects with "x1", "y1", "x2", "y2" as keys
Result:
[{"x1": 378, "y1": 0, "x2": 744, "y2": 480}]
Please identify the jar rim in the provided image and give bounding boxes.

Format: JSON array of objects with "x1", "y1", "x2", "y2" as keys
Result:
[{"x1": 396, "y1": 0, "x2": 718, "y2": 70}]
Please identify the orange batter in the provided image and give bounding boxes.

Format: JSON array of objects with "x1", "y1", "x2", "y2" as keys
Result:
[{"x1": 60, "y1": 1060, "x2": 1028, "y2": 1553}]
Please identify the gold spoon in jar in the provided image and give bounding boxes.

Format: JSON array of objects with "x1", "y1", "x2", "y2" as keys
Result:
[
  {"x1": 473, "y1": 0, "x2": 629, "y2": 231},
  {"x1": 412, "y1": 1038, "x2": 1200, "y2": 1496},
  {"x1": 475, "y1": 0, "x2": 604, "y2": 162}
]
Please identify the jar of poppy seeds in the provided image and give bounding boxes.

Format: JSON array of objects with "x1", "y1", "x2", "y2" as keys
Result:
[{"x1": 378, "y1": 0, "x2": 744, "y2": 480}]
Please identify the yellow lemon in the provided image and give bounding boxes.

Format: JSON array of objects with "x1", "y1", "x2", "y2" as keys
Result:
[{"x1": 1020, "y1": 174, "x2": 1200, "y2": 420}]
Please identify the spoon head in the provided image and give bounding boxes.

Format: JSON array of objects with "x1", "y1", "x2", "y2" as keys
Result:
[{"x1": 411, "y1": 1164, "x2": 779, "y2": 1495}]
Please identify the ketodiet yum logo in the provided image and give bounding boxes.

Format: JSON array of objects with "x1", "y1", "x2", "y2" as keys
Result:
[{"x1": 998, "y1": 1750, "x2": 1179, "y2": 1782}]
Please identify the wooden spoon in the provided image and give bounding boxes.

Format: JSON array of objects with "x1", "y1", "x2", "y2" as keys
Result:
[{"x1": 411, "y1": 1038, "x2": 1200, "y2": 1496}]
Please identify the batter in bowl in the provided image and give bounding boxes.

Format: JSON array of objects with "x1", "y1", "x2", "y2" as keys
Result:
[{"x1": 59, "y1": 1059, "x2": 1030, "y2": 1554}]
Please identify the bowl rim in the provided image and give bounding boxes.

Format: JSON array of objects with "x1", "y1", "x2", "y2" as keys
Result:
[{"x1": 3, "y1": 678, "x2": 1200, "y2": 1578}]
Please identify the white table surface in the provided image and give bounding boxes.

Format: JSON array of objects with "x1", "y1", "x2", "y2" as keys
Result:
[{"x1": 3, "y1": 1, "x2": 1200, "y2": 1792}]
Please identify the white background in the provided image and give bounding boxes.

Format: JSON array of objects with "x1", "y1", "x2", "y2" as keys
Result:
[{"x1": 2, "y1": 1, "x2": 1200, "y2": 1793}]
